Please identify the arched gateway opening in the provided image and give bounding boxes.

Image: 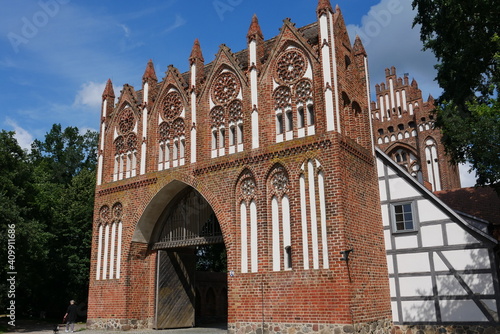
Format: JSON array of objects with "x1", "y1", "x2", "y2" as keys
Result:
[{"x1": 150, "y1": 186, "x2": 227, "y2": 329}]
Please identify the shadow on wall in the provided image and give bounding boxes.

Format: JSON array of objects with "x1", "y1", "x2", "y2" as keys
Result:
[{"x1": 404, "y1": 232, "x2": 498, "y2": 324}]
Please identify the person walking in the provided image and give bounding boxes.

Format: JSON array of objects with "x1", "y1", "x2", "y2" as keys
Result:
[{"x1": 63, "y1": 300, "x2": 78, "y2": 333}]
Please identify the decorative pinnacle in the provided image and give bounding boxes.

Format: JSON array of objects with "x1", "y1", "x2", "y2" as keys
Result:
[
  {"x1": 142, "y1": 59, "x2": 157, "y2": 83},
  {"x1": 317, "y1": 0, "x2": 333, "y2": 15},
  {"x1": 247, "y1": 14, "x2": 263, "y2": 41},
  {"x1": 189, "y1": 38, "x2": 204, "y2": 64},
  {"x1": 102, "y1": 78, "x2": 115, "y2": 99}
]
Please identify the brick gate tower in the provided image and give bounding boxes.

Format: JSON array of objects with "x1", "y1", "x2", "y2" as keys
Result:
[
  {"x1": 371, "y1": 67, "x2": 461, "y2": 191},
  {"x1": 88, "y1": 1, "x2": 392, "y2": 332}
]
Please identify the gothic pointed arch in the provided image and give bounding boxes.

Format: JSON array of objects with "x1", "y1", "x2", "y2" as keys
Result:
[
  {"x1": 265, "y1": 163, "x2": 293, "y2": 271},
  {"x1": 269, "y1": 42, "x2": 317, "y2": 142},
  {"x1": 206, "y1": 63, "x2": 246, "y2": 157},
  {"x1": 235, "y1": 168, "x2": 258, "y2": 273},
  {"x1": 258, "y1": 18, "x2": 319, "y2": 83},
  {"x1": 155, "y1": 82, "x2": 188, "y2": 170},
  {"x1": 111, "y1": 93, "x2": 140, "y2": 181},
  {"x1": 298, "y1": 157, "x2": 328, "y2": 270}
]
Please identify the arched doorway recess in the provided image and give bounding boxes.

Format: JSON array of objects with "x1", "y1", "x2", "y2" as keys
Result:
[{"x1": 152, "y1": 187, "x2": 227, "y2": 329}]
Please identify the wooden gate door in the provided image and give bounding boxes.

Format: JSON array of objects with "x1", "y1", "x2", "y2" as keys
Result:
[{"x1": 155, "y1": 249, "x2": 196, "y2": 329}]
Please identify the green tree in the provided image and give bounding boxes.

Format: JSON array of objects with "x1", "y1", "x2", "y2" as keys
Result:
[
  {"x1": 0, "y1": 131, "x2": 51, "y2": 316},
  {"x1": 412, "y1": 0, "x2": 500, "y2": 193},
  {"x1": 29, "y1": 124, "x2": 98, "y2": 317}
]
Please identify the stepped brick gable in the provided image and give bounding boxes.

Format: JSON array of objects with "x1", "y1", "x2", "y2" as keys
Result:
[{"x1": 371, "y1": 67, "x2": 461, "y2": 192}]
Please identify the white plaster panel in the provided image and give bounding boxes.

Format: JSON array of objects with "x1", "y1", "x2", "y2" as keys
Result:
[
  {"x1": 381, "y1": 204, "x2": 390, "y2": 227},
  {"x1": 439, "y1": 299, "x2": 489, "y2": 322},
  {"x1": 420, "y1": 225, "x2": 444, "y2": 247},
  {"x1": 434, "y1": 248, "x2": 491, "y2": 270},
  {"x1": 399, "y1": 276, "x2": 433, "y2": 297},
  {"x1": 397, "y1": 253, "x2": 430, "y2": 273},
  {"x1": 417, "y1": 199, "x2": 448, "y2": 222},
  {"x1": 386, "y1": 255, "x2": 394, "y2": 274},
  {"x1": 389, "y1": 277, "x2": 396, "y2": 297},
  {"x1": 401, "y1": 300, "x2": 436, "y2": 322},
  {"x1": 379, "y1": 180, "x2": 387, "y2": 201},
  {"x1": 483, "y1": 300, "x2": 498, "y2": 314},
  {"x1": 387, "y1": 164, "x2": 396, "y2": 176},
  {"x1": 377, "y1": 157, "x2": 385, "y2": 177},
  {"x1": 388, "y1": 177, "x2": 420, "y2": 199},
  {"x1": 384, "y1": 229, "x2": 392, "y2": 250},
  {"x1": 436, "y1": 275, "x2": 467, "y2": 295},
  {"x1": 391, "y1": 301, "x2": 399, "y2": 323},
  {"x1": 446, "y1": 223, "x2": 478, "y2": 245},
  {"x1": 433, "y1": 249, "x2": 490, "y2": 271},
  {"x1": 436, "y1": 274, "x2": 494, "y2": 296},
  {"x1": 394, "y1": 234, "x2": 418, "y2": 249}
]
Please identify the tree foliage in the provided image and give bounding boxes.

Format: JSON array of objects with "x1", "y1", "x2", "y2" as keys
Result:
[
  {"x1": 412, "y1": 0, "x2": 500, "y2": 193},
  {"x1": 0, "y1": 125, "x2": 98, "y2": 319}
]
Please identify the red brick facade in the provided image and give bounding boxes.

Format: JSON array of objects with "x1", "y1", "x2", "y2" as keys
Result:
[
  {"x1": 371, "y1": 67, "x2": 461, "y2": 191},
  {"x1": 88, "y1": 1, "x2": 392, "y2": 332}
]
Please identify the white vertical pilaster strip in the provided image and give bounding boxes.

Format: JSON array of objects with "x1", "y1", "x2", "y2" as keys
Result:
[
  {"x1": 240, "y1": 202, "x2": 248, "y2": 273},
  {"x1": 402, "y1": 89, "x2": 407, "y2": 112},
  {"x1": 103, "y1": 224, "x2": 110, "y2": 280},
  {"x1": 249, "y1": 40, "x2": 260, "y2": 149},
  {"x1": 425, "y1": 146, "x2": 435, "y2": 191},
  {"x1": 329, "y1": 11, "x2": 341, "y2": 133},
  {"x1": 97, "y1": 100, "x2": 107, "y2": 186},
  {"x1": 96, "y1": 224, "x2": 103, "y2": 280},
  {"x1": 109, "y1": 222, "x2": 116, "y2": 279},
  {"x1": 250, "y1": 200, "x2": 258, "y2": 273},
  {"x1": 318, "y1": 171, "x2": 328, "y2": 269},
  {"x1": 396, "y1": 91, "x2": 401, "y2": 109},
  {"x1": 282, "y1": 195, "x2": 291, "y2": 267},
  {"x1": 385, "y1": 94, "x2": 390, "y2": 118},
  {"x1": 140, "y1": 107, "x2": 147, "y2": 175},
  {"x1": 364, "y1": 57, "x2": 375, "y2": 153},
  {"x1": 319, "y1": 13, "x2": 335, "y2": 131},
  {"x1": 97, "y1": 156, "x2": 103, "y2": 186},
  {"x1": 431, "y1": 146, "x2": 441, "y2": 191},
  {"x1": 389, "y1": 78, "x2": 395, "y2": 112},
  {"x1": 308, "y1": 161, "x2": 319, "y2": 269},
  {"x1": 272, "y1": 196, "x2": 281, "y2": 271},
  {"x1": 191, "y1": 63, "x2": 197, "y2": 163},
  {"x1": 116, "y1": 222, "x2": 122, "y2": 279},
  {"x1": 299, "y1": 174, "x2": 309, "y2": 270},
  {"x1": 379, "y1": 96, "x2": 385, "y2": 122}
]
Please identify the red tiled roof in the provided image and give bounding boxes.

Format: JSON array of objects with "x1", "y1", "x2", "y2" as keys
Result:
[{"x1": 435, "y1": 186, "x2": 500, "y2": 239}]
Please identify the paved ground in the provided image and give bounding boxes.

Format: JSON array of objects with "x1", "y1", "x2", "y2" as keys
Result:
[{"x1": 3, "y1": 320, "x2": 227, "y2": 334}]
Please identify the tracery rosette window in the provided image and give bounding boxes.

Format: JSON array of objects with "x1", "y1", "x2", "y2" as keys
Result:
[
  {"x1": 274, "y1": 48, "x2": 315, "y2": 143},
  {"x1": 158, "y1": 89, "x2": 186, "y2": 170},
  {"x1": 210, "y1": 71, "x2": 243, "y2": 158},
  {"x1": 113, "y1": 107, "x2": 138, "y2": 181}
]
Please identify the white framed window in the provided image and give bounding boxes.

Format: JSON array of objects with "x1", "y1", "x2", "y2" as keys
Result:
[{"x1": 391, "y1": 202, "x2": 417, "y2": 233}]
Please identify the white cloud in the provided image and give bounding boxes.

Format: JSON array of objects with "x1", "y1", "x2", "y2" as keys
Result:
[
  {"x1": 73, "y1": 81, "x2": 106, "y2": 109},
  {"x1": 162, "y1": 14, "x2": 186, "y2": 35},
  {"x1": 346, "y1": 0, "x2": 441, "y2": 99},
  {"x1": 5, "y1": 118, "x2": 34, "y2": 151},
  {"x1": 119, "y1": 23, "x2": 131, "y2": 38}
]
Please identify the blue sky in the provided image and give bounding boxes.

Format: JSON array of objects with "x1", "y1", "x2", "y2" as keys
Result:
[{"x1": 0, "y1": 0, "x2": 476, "y2": 186}]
